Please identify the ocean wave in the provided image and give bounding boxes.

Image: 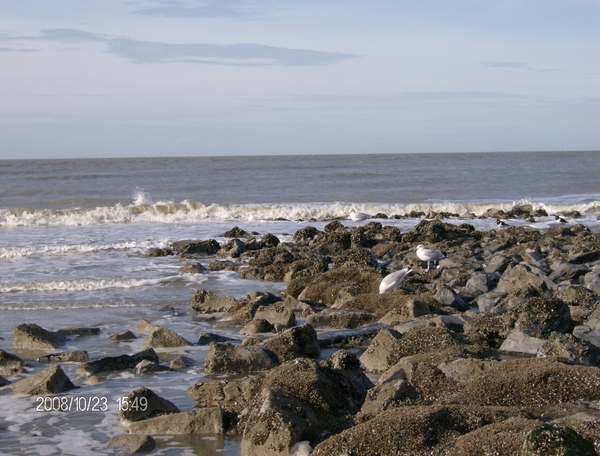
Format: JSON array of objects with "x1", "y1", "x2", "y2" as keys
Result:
[
  {"x1": 0, "y1": 275, "x2": 207, "y2": 293},
  {"x1": 1, "y1": 198, "x2": 599, "y2": 227}
]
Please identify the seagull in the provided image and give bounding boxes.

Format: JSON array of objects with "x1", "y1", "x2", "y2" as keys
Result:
[
  {"x1": 379, "y1": 268, "x2": 411, "y2": 294},
  {"x1": 349, "y1": 209, "x2": 370, "y2": 224},
  {"x1": 416, "y1": 244, "x2": 445, "y2": 270}
]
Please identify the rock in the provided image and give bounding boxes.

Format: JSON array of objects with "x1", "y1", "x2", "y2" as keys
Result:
[
  {"x1": 573, "y1": 326, "x2": 600, "y2": 349},
  {"x1": 522, "y1": 424, "x2": 597, "y2": 456},
  {"x1": 108, "y1": 434, "x2": 156, "y2": 454},
  {"x1": 537, "y1": 332, "x2": 600, "y2": 366},
  {"x1": 142, "y1": 327, "x2": 193, "y2": 348},
  {"x1": 177, "y1": 262, "x2": 207, "y2": 273},
  {"x1": 129, "y1": 407, "x2": 227, "y2": 435},
  {"x1": 306, "y1": 309, "x2": 379, "y2": 329},
  {"x1": 241, "y1": 388, "x2": 321, "y2": 456},
  {"x1": 171, "y1": 239, "x2": 220, "y2": 256},
  {"x1": 462, "y1": 272, "x2": 500, "y2": 297},
  {"x1": 483, "y1": 254, "x2": 511, "y2": 274},
  {"x1": 36, "y1": 351, "x2": 89, "y2": 363},
  {"x1": 239, "y1": 319, "x2": 275, "y2": 335},
  {"x1": 496, "y1": 264, "x2": 554, "y2": 296},
  {"x1": 499, "y1": 330, "x2": 546, "y2": 355},
  {"x1": 133, "y1": 360, "x2": 172, "y2": 376},
  {"x1": 312, "y1": 405, "x2": 523, "y2": 456},
  {"x1": 262, "y1": 324, "x2": 321, "y2": 363},
  {"x1": 145, "y1": 247, "x2": 174, "y2": 257},
  {"x1": 357, "y1": 378, "x2": 420, "y2": 421},
  {"x1": 378, "y1": 299, "x2": 431, "y2": 325},
  {"x1": 53, "y1": 327, "x2": 100, "y2": 337},
  {"x1": 187, "y1": 378, "x2": 252, "y2": 412},
  {"x1": 190, "y1": 289, "x2": 237, "y2": 313},
  {"x1": 293, "y1": 226, "x2": 321, "y2": 242},
  {"x1": 1, "y1": 365, "x2": 77, "y2": 395},
  {"x1": 433, "y1": 287, "x2": 470, "y2": 310},
  {"x1": 0, "y1": 375, "x2": 10, "y2": 387},
  {"x1": 437, "y1": 358, "x2": 499, "y2": 383},
  {"x1": 218, "y1": 238, "x2": 247, "y2": 258},
  {"x1": 222, "y1": 226, "x2": 250, "y2": 238},
  {"x1": 450, "y1": 358, "x2": 600, "y2": 407},
  {"x1": 318, "y1": 323, "x2": 384, "y2": 349},
  {"x1": 513, "y1": 296, "x2": 573, "y2": 338},
  {"x1": 197, "y1": 332, "x2": 237, "y2": 345},
  {"x1": 135, "y1": 319, "x2": 161, "y2": 333},
  {"x1": 169, "y1": 356, "x2": 195, "y2": 370},
  {"x1": 360, "y1": 328, "x2": 402, "y2": 373},
  {"x1": 476, "y1": 290, "x2": 507, "y2": 313},
  {"x1": 13, "y1": 323, "x2": 66, "y2": 350},
  {"x1": 254, "y1": 305, "x2": 296, "y2": 328},
  {"x1": 78, "y1": 348, "x2": 159, "y2": 376},
  {"x1": 0, "y1": 349, "x2": 26, "y2": 377},
  {"x1": 332, "y1": 247, "x2": 378, "y2": 270},
  {"x1": 110, "y1": 330, "x2": 137, "y2": 341},
  {"x1": 260, "y1": 233, "x2": 280, "y2": 248},
  {"x1": 204, "y1": 342, "x2": 279, "y2": 374},
  {"x1": 549, "y1": 262, "x2": 590, "y2": 282},
  {"x1": 119, "y1": 387, "x2": 180, "y2": 422}
]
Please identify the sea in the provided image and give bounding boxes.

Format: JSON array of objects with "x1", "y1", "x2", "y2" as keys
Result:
[{"x1": 0, "y1": 150, "x2": 599, "y2": 455}]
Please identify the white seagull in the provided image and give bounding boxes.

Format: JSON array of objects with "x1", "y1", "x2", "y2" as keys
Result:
[
  {"x1": 416, "y1": 244, "x2": 445, "y2": 270},
  {"x1": 349, "y1": 209, "x2": 370, "y2": 224},
  {"x1": 379, "y1": 267, "x2": 411, "y2": 294}
]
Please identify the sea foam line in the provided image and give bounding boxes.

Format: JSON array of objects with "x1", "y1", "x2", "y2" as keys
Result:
[{"x1": 1, "y1": 199, "x2": 599, "y2": 227}]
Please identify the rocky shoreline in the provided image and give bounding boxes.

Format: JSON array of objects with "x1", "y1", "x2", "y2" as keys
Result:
[{"x1": 2, "y1": 215, "x2": 600, "y2": 455}]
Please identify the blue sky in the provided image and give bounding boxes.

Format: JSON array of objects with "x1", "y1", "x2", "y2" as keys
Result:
[{"x1": 0, "y1": 0, "x2": 598, "y2": 159}]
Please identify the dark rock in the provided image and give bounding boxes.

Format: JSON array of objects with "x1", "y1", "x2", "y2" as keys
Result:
[
  {"x1": 293, "y1": 226, "x2": 321, "y2": 242},
  {"x1": 108, "y1": 434, "x2": 156, "y2": 454},
  {"x1": 77, "y1": 348, "x2": 159, "y2": 376},
  {"x1": 53, "y1": 327, "x2": 100, "y2": 337},
  {"x1": 142, "y1": 327, "x2": 193, "y2": 348},
  {"x1": 36, "y1": 351, "x2": 89, "y2": 363},
  {"x1": 169, "y1": 356, "x2": 195, "y2": 370},
  {"x1": 145, "y1": 247, "x2": 174, "y2": 257},
  {"x1": 318, "y1": 323, "x2": 384, "y2": 349},
  {"x1": 177, "y1": 262, "x2": 207, "y2": 273},
  {"x1": 217, "y1": 238, "x2": 247, "y2": 258},
  {"x1": 513, "y1": 296, "x2": 573, "y2": 338},
  {"x1": 259, "y1": 233, "x2": 280, "y2": 248},
  {"x1": 522, "y1": 424, "x2": 597, "y2": 456},
  {"x1": 172, "y1": 239, "x2": 220, "y2": 256},
  {"x1": 119, "y1": 387, "x2": 180, "y2": 422},
  {"x1": 0, "y1": 349, "x2": 26, "y2": 377},
  {"x1": 197, "y1": 332, "x2": 236, "y2": 345},
  {"x1": 133, "y1": 360, "x2": 173, "y2": 376},
  {"x1": 222, "y1": 226, "x2": 250, "y2": 238}
]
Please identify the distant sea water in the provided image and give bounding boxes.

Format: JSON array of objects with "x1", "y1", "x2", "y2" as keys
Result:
[{"x1": 0, "y1": 150, "x2": 599, "y2": 455}]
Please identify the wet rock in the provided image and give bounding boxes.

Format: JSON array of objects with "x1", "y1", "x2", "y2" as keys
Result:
[
  {"x1": 172, "y1": 239, "x2": 220, "y2": 256},
  {"x1": 13, "y1": 323, "x2": 66, "y2": 350},
  {"x1": 254, "y1": 305, "x2": 296, "y2": 328},
  {"x1": 217, "y1": 238, "x2": 247, "y2": 258},
  {"x1": 0, "y1": 349, "x2": 26, "y2": 377},
  {"x1": 36, "y1": 351, "x2": 89, "y2": 363},
  {"x1": 522, "y1": 424, "x2": 597, "y2": 456},
  {"x1": 204, "y1": 342, "x2": 279, "y2": 374},
  {"x1": 54, "y1": 327, "x2": 100, "y2": 337},
  {"x1": 169, "y1": 356, "x2": 195, "y2": 370},
  {"x1": 78, "y1": 348, "x2": 159, "y2": 376},
  {"x1": 239, "y1": 319, "x2": 275, "y2": 335},
  {"x1": 145, "y1": 247, "x2": 174, "y2": 257},
  {"x1": 260, "y1": 233, "x2": 280, "y2": 248},
  {"x1": 293, "y1": 226, "x2": 321, "y2": 242},
  {"x1": 306, "y1": 308, "x2": 379, "y2": 329},
  {"x1": 197, "y1": 332, "x2": 236, "y2": 345},
  {"x1": 207, "y1": 259, "x2": 241, "y2": 271},
  {"x1": 129, "y1": 407, "x2": 227, "y2": 435},
  {"x1": 190, "y1": 289, "x2": 238, "y2": 313},
  {"x1": 136, "y1": 319, "x2": 161, "y2": 333},
  {"x1": 222, "y1": 226, "x2": 250, "y2": 238},
  {"x1": 108, "y1": 434, "x2": 156, "y2": 454},
  {"x1": 133, "y1": 360, "x2": 172, "y2": 376},
  {"x1": 1, "y1": 365, "x2": 77, "y2": 395},
  {"x1": 119, "y1": 387, "x2": 180, "y2": 422},
  {"x1": 262, "y1": 324, "x2": 320, "y2": 363},
  {"x1": 110, "y1": 330, "x2": 137, "y2": 341},
  {"x1": 177, "y1": 262, "x2": 207, "y2": 273},
  {"x1": 142, "y1": 327, "x2": 193, "y2": 348}
]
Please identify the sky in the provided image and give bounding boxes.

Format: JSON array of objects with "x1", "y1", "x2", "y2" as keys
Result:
[{"x1": 0, "y1": 0, "x2": 599, "y2": 159}]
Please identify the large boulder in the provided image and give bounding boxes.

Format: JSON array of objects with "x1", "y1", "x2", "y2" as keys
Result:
[
  {"x1": 13, "y1": 323, "x2": 66, "y2": 350},
  {"x1": 204, "y1": 343, "x2": 279, "y2": 374},
  {"x1": 496, "y1": 264, "x2": 554, "y2": 296},
  {"x1": 360, "y1": 328, "x2": 402, "y2": 373},
  {"x1": 291, "y1": 269, "x2": 380, "y2": 306},
  {"x1": 254, "y1": 305, "x2": 296, "y2": 328}
]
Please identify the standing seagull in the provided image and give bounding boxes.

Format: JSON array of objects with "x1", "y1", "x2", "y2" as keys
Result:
[
  {"x1": 349, "y1": 209, "x2": 370, "y2": 225},
  {"x1": 379, "y1": 268, "x2": 411, "y2": 294},
  {"x1": 416, "y1": 244, "x2": 445, "y2": 270}
]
